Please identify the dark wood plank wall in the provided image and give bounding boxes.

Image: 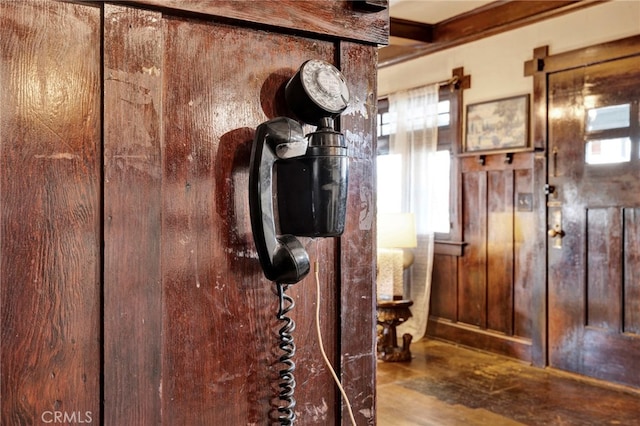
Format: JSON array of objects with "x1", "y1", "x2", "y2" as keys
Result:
[
  {"x1": 429, "y1": 152, "x2": 536, "y2": 362},
  {"x1": 1, "y1": 1, "x2": 385, "y2": 424}
]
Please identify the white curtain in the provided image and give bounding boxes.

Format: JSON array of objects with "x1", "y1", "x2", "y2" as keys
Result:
[{"x1": 388, "y1": 84, "x2": 439, "y2": 341}]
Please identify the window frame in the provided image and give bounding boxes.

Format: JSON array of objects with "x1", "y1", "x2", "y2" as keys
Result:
[{"x1": 376, "y1": 84, "x2": 463, "y2": 242}]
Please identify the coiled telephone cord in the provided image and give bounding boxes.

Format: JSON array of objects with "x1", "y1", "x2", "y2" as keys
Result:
[
  {"x1": 272, "y1": 262, "x2": 357, "y2": 426},
  {"x1": 275, "y1": 282, "x2": 297, "y2": 425}
]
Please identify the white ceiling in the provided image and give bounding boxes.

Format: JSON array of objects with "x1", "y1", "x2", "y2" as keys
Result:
[
  {"x1": 389, "y1": 0, "x2": 494, "y2": 24},
  {"x1": 387, "y1": 0, "x2": 495, "y2": 47}
]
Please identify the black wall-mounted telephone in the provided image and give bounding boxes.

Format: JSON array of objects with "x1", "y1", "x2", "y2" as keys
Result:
[
  {"x1": 249, "y1": 59, "x2": 350, "y2": 285},
  {"x1": 249, "y1": 60, "x2": 351, "y2": 424}
]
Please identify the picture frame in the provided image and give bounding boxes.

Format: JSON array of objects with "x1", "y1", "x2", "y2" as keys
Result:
[{"x1": 465, "y1": 94, "x2": 530, "y2": 153}]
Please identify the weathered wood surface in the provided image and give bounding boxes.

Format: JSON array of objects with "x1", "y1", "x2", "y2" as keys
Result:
[
  {"x1": 339, "y1": 40, "x2": 378, "y2": 425},
  {"x1": 429, "y1": 152, "x2": 536, "y2": 362},
  {"x1": 2, "y1": 1, "x2": 378, "y2": 424},
  {"x1": 103, "y1": 5, "x2": 164, "y2": 424},
  {"x1": 134, "y1": 0, "x2": 388, "y2": 45},
  {"x1": 548, "y1": 51, "x2": 640, "y2": 388},
  {"x1": 0, "y1": 1, "x2": 102, "y2": 423},
  {"x1": 378, "y1": 339, "x2": 640, "y2": 425}
]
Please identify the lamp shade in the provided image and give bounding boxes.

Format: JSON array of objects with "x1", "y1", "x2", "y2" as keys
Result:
[{"x1": 377, "y1": 212, "x2": 417, "y2": 248}]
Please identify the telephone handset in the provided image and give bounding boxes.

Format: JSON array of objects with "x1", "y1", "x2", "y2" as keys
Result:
[{"x1": 249, "y1": 59, "x2": 350, "y2": 284}]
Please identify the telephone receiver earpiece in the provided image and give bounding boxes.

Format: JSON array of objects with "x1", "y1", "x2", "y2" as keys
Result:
[{"x1": 248, "y1": 117, "x2": 311, "y2": 284}]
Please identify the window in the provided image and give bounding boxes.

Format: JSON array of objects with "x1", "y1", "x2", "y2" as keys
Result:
[
  {"x1": 585, "y1": 137, "x2": 631, "y2": 164},
  {"x1": 376, "y1": 153, "x2": 402, "y2": 213},
  {"x1": 377, "y1": 88, "x2": 455, "y2": 236},
  {"x1": 584, "y1": 103, "x2": 635, "y2": 165},
  {"x1": 586, "y1": 104, "x2": 629, "y2": 131}
]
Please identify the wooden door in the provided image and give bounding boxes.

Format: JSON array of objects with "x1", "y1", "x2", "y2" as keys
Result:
[{"x1": 548, "y1": 55, "x2": 640, "y2": 388}]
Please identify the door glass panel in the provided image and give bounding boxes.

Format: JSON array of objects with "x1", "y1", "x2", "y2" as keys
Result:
[
  {"x1": 586, "y1": 104, "x2": 630, "y2": 131},
  {"x1": 585, "y1": 137, "x2": 631, "y2": 164}
]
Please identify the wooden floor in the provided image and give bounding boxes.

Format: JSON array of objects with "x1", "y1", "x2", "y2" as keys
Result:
[{"x1": 377, "y1": 339, "x2": 640, "y2": 425}]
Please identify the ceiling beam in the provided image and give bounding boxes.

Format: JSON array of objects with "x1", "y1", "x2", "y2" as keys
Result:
[
  {"x1": 390, "y1": 17, "x2": 434, "y2": 43},
  {"x1": 380, "y1": 0, "x2": 607, "y2": 68},
  {"x1": 433, "y1": 0, "x2": 594, "y2": 43}
]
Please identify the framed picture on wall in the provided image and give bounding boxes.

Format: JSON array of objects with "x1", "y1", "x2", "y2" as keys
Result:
[{"x1": 465, "y1": 94, "x2": 530, "y2": 153}]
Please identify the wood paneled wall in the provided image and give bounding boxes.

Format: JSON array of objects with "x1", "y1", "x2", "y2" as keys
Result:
[
  {"x1": 0, "y1": 1, "x2": 385, "y2": 424},
  {"x1": 429, "y1": 152, "x2": 536, "y2": 361},
  {"x1": 429, "y1": 36, "x2": 640, "y2": 370}
]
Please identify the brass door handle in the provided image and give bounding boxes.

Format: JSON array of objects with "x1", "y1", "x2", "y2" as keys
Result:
[
  {"x1": 549, "y1": 209, "x2": 564, "y2": 248},
  {"x1": 548, "y1": 228, "x2": 565, "y2": 238}
]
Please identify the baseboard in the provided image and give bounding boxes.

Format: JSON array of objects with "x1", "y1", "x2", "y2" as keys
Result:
[{"x1": 427, "y1": 317, "x2": 532, "y2": 363}]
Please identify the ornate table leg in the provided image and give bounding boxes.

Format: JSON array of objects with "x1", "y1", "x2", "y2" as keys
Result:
[{"x1": 376, "y1": 300, "x2": 414, "y2": 362}]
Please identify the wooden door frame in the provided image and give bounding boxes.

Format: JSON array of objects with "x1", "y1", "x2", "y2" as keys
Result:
[{"x1": 524, "y1": 34, "x2": 640, "y2": 368}]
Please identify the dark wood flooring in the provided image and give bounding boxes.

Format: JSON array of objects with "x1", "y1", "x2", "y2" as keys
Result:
[{"x1": 377, "y1": 339, "x2": 640, "y2": 425}]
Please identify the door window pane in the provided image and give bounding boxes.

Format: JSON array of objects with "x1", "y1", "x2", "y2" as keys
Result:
[
  {"x1": 586, "y1": 104, "x2": 630, "y2": 132},
  {"x1": 585, "y1": 137, "x2": 631, "y2": 164}
]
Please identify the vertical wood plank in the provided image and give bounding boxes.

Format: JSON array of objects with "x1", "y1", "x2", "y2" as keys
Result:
[
  {"x1": 459, "y1": 170, "x2": 487, "y2": 327},
  {"x1": 528, "y1": 46, "x2": 550, "y2": 368},
  {"x1": 430, "y1": 153, "x2": 534, "y2": 361},
  {"x1": 339, "y1": 41, "x2": 377, "y2": 425},
  {"x1": 486, "y1": 170, "x2": 514, "y2": 334},
  {"x1": 430, "y1": 255, "x2": 458, "y2": 320},
  {"x1": 624, "y1": 208, "x2": 640, "y2": 334},
  {"x1": 161, "y1": 18, "x2": 270, "y2": 424},
  {"x1": 513, "y1": 169, "x2": 534, "y2": 339},
  {"x1": 586, "y1": 208, "x2": 623, "y2": 330},
  {"x1": 0, "y1": 1, "x2": 101, "y2": 423},
  {"x1": 103, "y1": 5, "x2": 163, "y2": 424},
  {"x1": 547, "y1": 68, "x2": 587, "y2": 372}
]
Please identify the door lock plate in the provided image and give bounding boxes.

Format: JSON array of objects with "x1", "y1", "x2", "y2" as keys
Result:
[{"x1": 549, "y1": 209, "x2": 565, "y2": 249}]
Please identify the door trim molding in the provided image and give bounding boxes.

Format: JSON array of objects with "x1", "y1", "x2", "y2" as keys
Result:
[{"x1": 525, "y1": 34, "x2": 640, "y2": 76}]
